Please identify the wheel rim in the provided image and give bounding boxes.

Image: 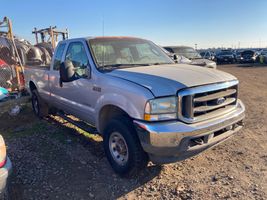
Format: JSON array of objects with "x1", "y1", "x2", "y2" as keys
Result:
[
  {"x1": 109, "y1": 131, "x2": 129, "y2": 166},
  {"x1": 32, "y1": 95, "x2": 39, "y2": 115}
]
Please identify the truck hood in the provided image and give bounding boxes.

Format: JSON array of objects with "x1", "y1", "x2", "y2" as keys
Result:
[{"x1": 108, "y1": 64, "x2": 237, "y2": 97}]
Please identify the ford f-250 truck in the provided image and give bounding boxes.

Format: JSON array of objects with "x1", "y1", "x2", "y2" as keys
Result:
[{"x1": 24, "y1": 37, "x2": 245, "y2": 175}]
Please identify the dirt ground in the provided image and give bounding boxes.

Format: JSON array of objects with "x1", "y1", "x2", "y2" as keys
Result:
[{"x1": 0, "y1": 64, "x2": 266, "y2": 200}]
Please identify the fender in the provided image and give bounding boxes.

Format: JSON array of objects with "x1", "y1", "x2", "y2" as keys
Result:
[{"x1": 95, "y1": 92, "x2": 146, "y2": 132}]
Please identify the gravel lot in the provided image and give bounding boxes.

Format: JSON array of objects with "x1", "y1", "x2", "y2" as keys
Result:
[{"x1": 0, "y1": 64, "x2": 266, "y2": 200}]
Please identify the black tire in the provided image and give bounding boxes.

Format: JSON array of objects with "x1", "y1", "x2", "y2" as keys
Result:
[
  {"x1": 103, "y1": 117, "x2": 148, "y2": 176},
  {"x1": 31, "y1": 90, "x2": 49, "y2": 118}
]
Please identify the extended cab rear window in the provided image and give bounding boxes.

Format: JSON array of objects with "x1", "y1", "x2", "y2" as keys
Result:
[{"x1": 53, "y1": 43, "x2": 66, "y2": 70}]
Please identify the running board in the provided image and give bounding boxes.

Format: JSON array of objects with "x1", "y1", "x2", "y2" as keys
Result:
[{"x1": 57, "y1": 112, "x2": 98, "y2": 134}]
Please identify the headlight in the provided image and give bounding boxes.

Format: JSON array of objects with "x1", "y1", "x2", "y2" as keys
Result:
[{"x1": 144, "y1": 96, "x2": 177, "y2": 121}]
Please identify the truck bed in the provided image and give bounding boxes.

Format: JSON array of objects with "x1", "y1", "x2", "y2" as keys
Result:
[{"x1": 24, "y1": 65, "x2": 51, "y2": 95}]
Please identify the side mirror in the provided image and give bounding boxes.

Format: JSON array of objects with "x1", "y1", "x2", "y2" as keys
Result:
[
  {"x1": 59, "y1": 60, "x2": 76, "y2": 83},
  {"x1": 173, "y1": 54, "x2": 178, "y2": 63},
  {"x1": 84, "y1": 65, "x2": 91, "y2": 79}
]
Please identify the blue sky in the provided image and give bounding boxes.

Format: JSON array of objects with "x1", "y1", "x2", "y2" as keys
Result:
[{"x1": 1, "y1": 0, "x2": 267, "y2": 48}]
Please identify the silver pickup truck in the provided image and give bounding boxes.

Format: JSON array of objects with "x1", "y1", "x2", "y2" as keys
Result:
[{"x1": 24, "y1": 37, "x2": 245, "y2": 175}]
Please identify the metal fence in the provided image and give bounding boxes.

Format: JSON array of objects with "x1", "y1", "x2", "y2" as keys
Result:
[
  {"x1": 0, "y1": 64, "x2": 15, "y2": 89},
  {"x1": 0, "y1": 37, "x2": 21, "y2": 90}
]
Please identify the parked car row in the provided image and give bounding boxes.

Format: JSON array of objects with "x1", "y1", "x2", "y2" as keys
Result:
[{"x1": 199, "y1": 48, "x2": 267, "y2": 64}]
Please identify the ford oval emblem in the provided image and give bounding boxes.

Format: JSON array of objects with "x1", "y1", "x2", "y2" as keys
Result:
[{"x1": 217, "y1": 97, "x2": 226, "y2": 105}]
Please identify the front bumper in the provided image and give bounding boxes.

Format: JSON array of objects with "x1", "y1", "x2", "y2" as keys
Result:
[
  {"x1": 134, "y1": 100, "x2": 245, "y2": 164},
  {"x1": 217, "y1": 57, "x2": 234, "y2": 63},
  {"x1": 241, "y1": 58, "x2": 256, "y2": 63},
  {"x1": 0, "y1": 157, "x2": 12, "y2": 195}
]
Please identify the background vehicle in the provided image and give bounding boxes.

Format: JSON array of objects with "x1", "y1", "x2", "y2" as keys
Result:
[
  {"x1": 164, "y1": 46, "x2": 202, "y2": 60},
  {"x1": 259, "y1": 50, "x2": 267, "y2": 63},
  {"x1": 233, "y1": 50, "x2": 242, "y2": 63},
  {"x1": 0, "y1": 135, "x2": 12, "y2": 198},
  {"x1": 163, "y1": 46, "x2": 217, "y2": 68},
  {"x1": 240, "y1": 50, "x2": 259, "y2": 63},
  {"x1": 199, "y1": 51, "x2": 216, "y2": 61},
  {"x1": 216, "y1": 50, "x2": 235, "y2": 64},
  {"x1": 25, "y1": 37, "x2": 245, "y2": 175},
  {"x1": 159, "y1": 46, "x2": 195, "y2": 65}
]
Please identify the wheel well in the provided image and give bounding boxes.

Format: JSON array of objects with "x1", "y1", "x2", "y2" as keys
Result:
[
  {"x1": 99, "y1": 105, "x2": 130, "y2": 134},
  {"x1": 29, "y1": 81, "x2": 37, "y2": 93}
]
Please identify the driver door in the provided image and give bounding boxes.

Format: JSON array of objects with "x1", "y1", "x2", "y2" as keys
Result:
[{"x1": 49, "y1": 41, "x2": 95, "y2": 123}]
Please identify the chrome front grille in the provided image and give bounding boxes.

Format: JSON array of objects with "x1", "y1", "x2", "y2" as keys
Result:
[{"x1": 178, "y1": 80, "x2": 238, "y2": 123}]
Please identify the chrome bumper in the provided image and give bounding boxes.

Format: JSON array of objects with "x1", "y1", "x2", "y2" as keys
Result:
[{"x1": 134, "y1": 100, "x2": 245, "y2": 164}]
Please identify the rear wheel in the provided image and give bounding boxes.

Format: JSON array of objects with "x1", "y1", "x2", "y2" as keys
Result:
[
  {"x1": 103, "y1": 117, "x2": 148, "y2": 176},
  {"x1": 31, "y1": 90, "x2": 49, "y2": 118}
]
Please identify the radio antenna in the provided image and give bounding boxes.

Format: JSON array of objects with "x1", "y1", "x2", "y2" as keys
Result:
[
  {"x1": 101, "y1": 15, "x2": 105, "y2": 66},
  {"x1": 102, "y1": 15, "x2": 105, "y2": 37}
]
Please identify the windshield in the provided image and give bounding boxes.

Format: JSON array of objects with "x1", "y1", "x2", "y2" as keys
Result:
[
  {"x1": 241, "y1": 50, "x2": 255, "y2": 56},
  {"x1": 200, "y1": 52, "x2": 205, "y2": 57},
  {"x1": 218, "y1": 51, "x2": 233, "y2": 56},
  {"x1": 171, "y1": 47, "x2": 201, "y2": 59},
  {"x1": 89, "y1": 37, "x2": 174, "y2": 70}
]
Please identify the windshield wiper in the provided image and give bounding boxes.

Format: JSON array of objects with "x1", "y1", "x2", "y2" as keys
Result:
[
  {"x1": 98, "y1": 63, "x2": 173, "y2": 71},
  {"x1": 98, "y1": 63, "x2": 151, "y2": 71},
  {"x1": 147, "y1": 62, "x2": 173, "y2": 65}
]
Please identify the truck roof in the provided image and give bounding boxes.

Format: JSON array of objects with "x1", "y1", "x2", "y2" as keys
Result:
[
  {"x1": 93, "y1": 36, "x2": 141, "y2": 39},
  {"x1": 58, "y1": 36, "x2": 146, "y2": 44},
  {"x1": 164, "y1": 46, "x2": 193, "y2": 49}
]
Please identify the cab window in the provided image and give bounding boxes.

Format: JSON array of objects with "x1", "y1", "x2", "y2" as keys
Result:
[
  {"x1": 53, "y1": 43, "x2": 66, "y2": 70},
  {"x1": 65, "y1": 42, "x2": 89, "y2": 77}
]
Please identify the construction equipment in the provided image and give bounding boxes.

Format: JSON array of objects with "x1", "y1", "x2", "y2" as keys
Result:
[
  {"x1": 0, "y1": 17, "x2": 24, "y2": 91},
  {"x1": 32, "y1": 26, "x2": 69, "y2": 49}
]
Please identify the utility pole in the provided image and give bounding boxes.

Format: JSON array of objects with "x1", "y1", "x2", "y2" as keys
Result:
[{"x1": 195, "y1": 43, "x2": 197, "y2": 50}]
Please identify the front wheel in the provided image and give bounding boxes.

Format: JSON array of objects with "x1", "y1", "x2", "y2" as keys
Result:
[
  {"x1": 103, "y1": 117, "x2": 148, "y2": 176},
  {"x1": 31, "y1": 90, "x2": 49, "y2": 118}
]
